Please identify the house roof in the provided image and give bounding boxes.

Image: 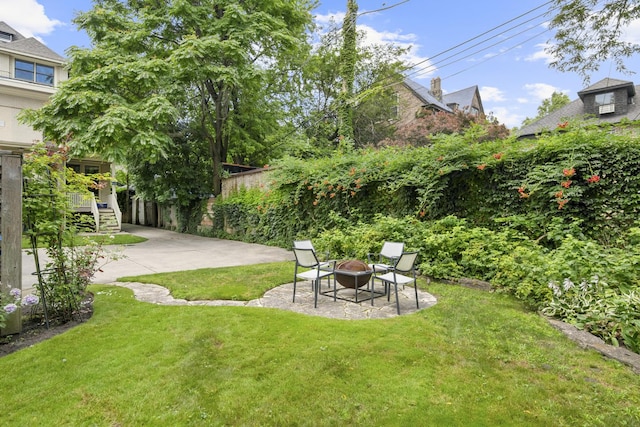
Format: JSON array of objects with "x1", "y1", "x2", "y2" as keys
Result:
[
  {"x1": 517, "y1": 78, "x2": 640, "y2": 138},
  {"x1": 403, "y1": 78, "x2": 453, "y2": 113},
  {"x1": 578, "y1": 77, "x2": 635, "y2": 99},
  {"x1": 0, "y1": 21, "x2": 65, "y2": 63},
  {"x1": 443, "y1": 85, "x2": 480, "y2": 111}
]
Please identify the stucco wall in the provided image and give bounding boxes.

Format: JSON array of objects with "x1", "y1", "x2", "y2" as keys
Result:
[
  {"x1": 0, "y1": 50, "x2": 67, "y2": 150},
  {"x1": 221, "y1": 168, "x2": 270, "y2": 198},
  {"x1": 0, "y1": 93, "x2": 45, "y2": 148}
]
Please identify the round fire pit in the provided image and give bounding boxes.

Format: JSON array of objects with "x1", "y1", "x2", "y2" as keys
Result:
[{"x1": 335, "y1": 260, "x2": 373, "y2": 289}]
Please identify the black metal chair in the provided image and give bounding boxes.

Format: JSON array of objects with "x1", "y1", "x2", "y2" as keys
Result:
[
  {"x1": 292, "y1": 247, "x2": 336, "y2": 308},
  {"x1": 294, "y1": 240, "x2": 333, "y2": 287},
  {"x1": 372, "y1": 251, "x2": 419, "y2": 315}
]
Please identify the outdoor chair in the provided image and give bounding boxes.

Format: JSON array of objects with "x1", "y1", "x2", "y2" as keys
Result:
[
  {"x1": 294, "y1": 240, "x2": 331, "y2": 262},
  {"x1": 294, "y1": 240, "x2": 332, "y2": 286},
  {"x1": 292, "y1": 247, "x2": 336, "y2": 308},
  {"x1": 367, "y1": 241, "x2": 404, "y2": 273},
  {"x1": 372, "y1": 251, "x2": 419, "y2": 315},
  {"x1": 368, "y1": 241, "x2": 404, "y2": 291}
]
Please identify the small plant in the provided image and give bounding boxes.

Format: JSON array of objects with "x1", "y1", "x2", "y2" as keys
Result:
[
  {"x1": 542, "y1": 276, "x2": 640, "y2": 352},
  {"x1": 22, "y1": 142, "x2": 118, "y2": 323},
  {"x1": 36, "y1": 237, "x2": 122, "y2": 322},
  {"x1": 0, "y1": 287, "x2": 40, "y2": 329}
]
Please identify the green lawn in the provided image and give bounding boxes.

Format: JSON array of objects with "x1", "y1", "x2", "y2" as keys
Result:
[
  {"x1": 117, "y1": 261, "x2": 293, "y2": 301},
  {"x1": 1, "y1": 271, "x2": 639, "y2": 425},
  {"x1": 22, "y1": 233, "x2": 148, "y2": 249}
]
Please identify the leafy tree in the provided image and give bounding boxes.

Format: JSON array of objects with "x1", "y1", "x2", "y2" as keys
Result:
[
  {"x1": 290, "y1": 27, "x2": 407, "y2": 154},
  {"x1": 547, "y1": 0, "x2": 640, "y2": 82},
  {"x1": 20, "y1": 0, "x2": 315, "y2": 196},
  {"x1": 383, "y1": 109, "x2": 510, "y2": 146},
  {"x1": 337, "y1": 0, "x2": 358, "y2": 148},
  {"x1": 128, "y1": 128, "x2": 212, "y2": 233},
  {"x1": 521, "y1": 91, "x2": 571, "y2": 126}
]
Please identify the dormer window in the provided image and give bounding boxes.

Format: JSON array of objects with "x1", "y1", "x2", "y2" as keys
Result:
[
  {"x1": 15, "y1": 59, "x2": 54, "y2": 85},
  {"x1": 595, "y1": 92, "x2": 615, "y2": 114},
  {"x1": 595, "y1": 92, "x2": 615, "y2": 106},
  {"x1": 0, "y1": 31, "x2": 13, "y2": 42}
]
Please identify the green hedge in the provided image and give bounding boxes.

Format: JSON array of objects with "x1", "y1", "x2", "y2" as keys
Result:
[{"x1": 210, "y1": 124, "x2": 640, "y2": 246}]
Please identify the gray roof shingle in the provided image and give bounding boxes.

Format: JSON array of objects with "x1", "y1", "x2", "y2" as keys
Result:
[
  {"x1": 403, "y1": 78, "x2": 453, "y2": 113},
  {"x1": 443, "y1": 86, "x2": 479, "y2": 111},
  {"x1": 517, "y1": 78, "x2": 640, "y2": 138},
  {"x1": 0, "y1": 21, "x2": 65, "y2": 62}
]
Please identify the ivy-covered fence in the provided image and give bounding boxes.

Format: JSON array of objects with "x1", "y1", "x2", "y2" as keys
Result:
[{"x1": 208, "y1": 125, "x2": 640, "y2": 247}]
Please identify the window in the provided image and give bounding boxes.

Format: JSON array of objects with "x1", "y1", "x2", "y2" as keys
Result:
[
  {"x1": 84, "y1": 165, "x2": 101, "y2": 198},
  {"x1": 390, "y1": 93, "x2": 399, "y2": 119},
  {"x1": 595, "y1": 92, "x2": 615, "y2": 106},
  {"x1": 15, "y1": 59, "x2": 54, "y2": 85}
]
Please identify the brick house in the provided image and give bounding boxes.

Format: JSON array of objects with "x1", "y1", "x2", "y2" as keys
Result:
[{"x1": 395, "y1": 77, "x2": 485, "y2": 128}]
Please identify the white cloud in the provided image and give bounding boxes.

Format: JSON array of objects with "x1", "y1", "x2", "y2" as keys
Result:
[
  {"x1": 486, "y1": 106, "x2": 524, "y2": 128},
  {"x1": 314, "y1": 12, "x2": 434, "y2": 78},
  {"x1": 523, "y1": 83, "x2": 568, "y2": 102},
  {"x1": 314, "y1": 11, "x2": 345, "y2": 27},
  {"x1": 480, "y1": 86, "x2": 506, "y2": 102},
  {"x1": 525, "y1": 42, "x2": 555, "y2": 64},
  {"x1": 621, "y1": 19, "x2": 640, "y2": 44},
  {"x1": 0, "y1": 0, "x2": 62, "y2": 42}
]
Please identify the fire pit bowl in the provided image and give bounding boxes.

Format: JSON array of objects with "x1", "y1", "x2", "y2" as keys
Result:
[{"x1": 335, "y1": 260, "x2": 373, "y2": 289}]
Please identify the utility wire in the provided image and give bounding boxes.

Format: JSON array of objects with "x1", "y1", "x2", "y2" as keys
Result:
[
  {"x1": 414, "y1": 0, "x2": 554, "y2": 66},
  {"x1": 358, "y1": 0, "x2": 411, "y2": 17},
  {"x1": 413, "y1": 22, "x2": 552, "y2": 79},
  {"x1": 286, "y1": 1, "x2": 557, "y2": 139},
  {"x1": 404, "y1": 6, "x2": 557, "y2": 79},
  {"x1": 441, "y1": 27, "x2": 552, "y2": 81},
  {"x1": 320, "y1": 0, "x2": 556, "y2": 87}
]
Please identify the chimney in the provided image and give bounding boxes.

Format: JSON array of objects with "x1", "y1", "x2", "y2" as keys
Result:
[{"x1": 430, "y1": 77, "x2": 442, "y2": 101}]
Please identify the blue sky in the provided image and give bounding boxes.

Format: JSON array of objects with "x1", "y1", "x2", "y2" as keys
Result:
[{"x1": 4, "y1": 0, "x2": 640, "y2": 127}]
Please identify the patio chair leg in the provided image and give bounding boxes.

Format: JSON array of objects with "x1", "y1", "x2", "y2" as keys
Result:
[
  {"x1": 314, "y1": 279, "x2": 319, "y2": 308},
  {"x1": 414, "y1": 282, "x2": 420, "y2": 309},
  {"x1": 394, "y1": 283, "x2": 401, "y2": 315},
  {"x1": 370, "y1": 278, "x2": 375, "y2": 306},
  {"x1": 293, "y1": 278, "x2": 297, "y2": 303}
]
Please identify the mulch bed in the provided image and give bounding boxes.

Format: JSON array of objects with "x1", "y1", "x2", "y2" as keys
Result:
[{"x1": 0, "y1": 293, "x2": 93, "y2": 358}]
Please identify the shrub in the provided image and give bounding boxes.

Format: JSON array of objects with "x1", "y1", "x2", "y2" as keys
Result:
[
  {"x1": 542, "y1": 277, "x2": 640, "y2": 353},
  {"x1": 23, "y1": 143, "x2": 117, "y2": 323}
]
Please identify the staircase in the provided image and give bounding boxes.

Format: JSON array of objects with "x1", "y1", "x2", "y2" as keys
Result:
[{"x1": 98, "y1": 208, "x2": 121, "y2": 233}]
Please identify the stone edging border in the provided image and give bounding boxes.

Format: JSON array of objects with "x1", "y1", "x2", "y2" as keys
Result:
[{"x1": 546, "y1": 318, "x2": 640, "y2": 374}]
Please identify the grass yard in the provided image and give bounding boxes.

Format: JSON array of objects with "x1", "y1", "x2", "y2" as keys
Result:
[
  {"x1": 1, "y1": 270, "x2": 639, "y2": 426},
  {"x1": 117, "y1": 261, "x2": 293, "y2": 301},
  {"x1": 21, "y1": 233, "x2": 148, "y2": 249}
]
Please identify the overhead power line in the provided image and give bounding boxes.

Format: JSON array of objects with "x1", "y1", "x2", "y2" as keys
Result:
[
  {"x1": 287, "y1": 1, "x2": 558, "y2": 138},
  {"x1": 405, "y1": 5, "x2": 557, "y2": 79}
]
